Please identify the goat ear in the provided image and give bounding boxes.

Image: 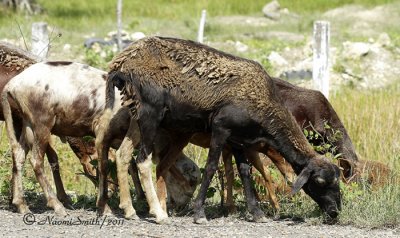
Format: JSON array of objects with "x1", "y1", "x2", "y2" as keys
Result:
[
  {"x1": 291, "y1": 167, "x2": 311, "y2": 195},
  {"x1": 338, "y1": 158, "x2": 353, "y2": 178}
]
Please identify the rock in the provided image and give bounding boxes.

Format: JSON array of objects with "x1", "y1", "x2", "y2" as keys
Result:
[
  {"x1": 280, "y1": 69, "x2": 312, "y2": 81},
  {"x1": 131, "y1": 32, "x2": 146, "y2": 41},
  {"x1": 262, "y1": 0, "x2": 281, "y2": 20},
  {"x1": 377, "y1": 32, "x2": 391, "y2": 47},
  {"x1": 83, "y1": 38, "x2": 113, "y2": 49},
  {"x1": 63, "y1": 44, "x2": 71, "y2": 52},
  {"x1": 235, "y1": 41, "x2": 248, "y2": 52},
  {"x1": 342, "y1": 41, "x2": 370, "y2": 59},
  {"x1": 107, "y1": 30, "x2": 130, "y2": 41},
  {"x1": 268, "y1": 51, "x2": 288, "y2": 67}
]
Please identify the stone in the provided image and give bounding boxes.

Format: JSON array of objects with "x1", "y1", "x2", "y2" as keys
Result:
[
  {"x1": 268, "y1": 51, "x2": 288, "y2": 67},
  {"x1": 235, "y1": 41, "x2": 248, "y2": 52},
  {"x1": 131, "y1": 32, "x2": 146, "y2": 41},
  {"x1": 377, "y1": 32, "x2": 391, "y2": 47},
  {"x1": 342, "y1": 41, "x2": 370, "y2": 59},
  {"x1": 262, "y1": 0, "x2": 281, "y2": 20}
]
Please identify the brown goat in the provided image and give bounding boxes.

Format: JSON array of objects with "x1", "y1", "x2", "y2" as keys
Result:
[
  {"x1": 105, "y1": 36, "x2": 341, "y2": 224},
  {"x1": 1, "y1": 61, "x2": 119, "y2": 215},
  {"x1": 0, "y1": 42, "x2": 102, "y2": 208}
]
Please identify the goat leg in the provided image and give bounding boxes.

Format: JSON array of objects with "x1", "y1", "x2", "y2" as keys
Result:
[
  {"x1": 155, "y1": 135, "x2": 191, "y2": 213},
  {"x1": 222, "y1": 149, "x2": 236, "y2": 213},
  {"x1": 232, "y1": 148, "x2": 267, "y2": 223},
  {"x1": 246, "y1": 150, "x2": 280, "y2": 213},
  {"x1": 136, "y1": 107, "x2": 169, "y2": 224},
  {"x1": 129, "y1": 160, "x2": 145, "y2": 200},
  {"x1": 116, "y1": 119, "x2": 141, "y2": 220},
  {"x1": 45, "y1": 144, "x2": 73, "y2": 209},
  {"x1": 193, "y1": 126, "x2": 230, "y2": 224}
]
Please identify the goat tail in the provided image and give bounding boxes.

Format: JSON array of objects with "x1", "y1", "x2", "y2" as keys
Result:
[
  {"x1": 1, "y1": 91, "x2": 19, "y2": 149},
  {"x1": 105, "y1": 73, "x2": 116, "y2": 110},
  {"x1": 95, "y1": 74, "x2": 116, "y2": 160},
  {"x1": 95, "y1": 73, "x2": 116, "y2": 149}
]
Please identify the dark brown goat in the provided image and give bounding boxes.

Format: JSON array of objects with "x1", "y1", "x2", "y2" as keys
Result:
[
  {"x1": 104, "y1": 36, "x2": 341, "y2": 224},
  {"x1": 274, "y1": 78, "x2": 359, "y2": 180},
  {"x1": 221, "y1": 77, "x2": 360, "y2": 210}
]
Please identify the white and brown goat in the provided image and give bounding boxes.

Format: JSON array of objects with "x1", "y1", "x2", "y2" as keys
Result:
[{"x1": 1, "y1": 60, "x2": 199, "y2": 217}]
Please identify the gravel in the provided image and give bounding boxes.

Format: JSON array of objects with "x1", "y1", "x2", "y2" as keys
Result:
[{"x1": 0, "y1": 209, "x2": 398, "y2": 238}]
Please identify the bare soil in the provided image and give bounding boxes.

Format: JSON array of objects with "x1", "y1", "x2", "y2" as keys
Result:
[{"x1": 0, "y1": 206, "x2": 398, "y2": 238}]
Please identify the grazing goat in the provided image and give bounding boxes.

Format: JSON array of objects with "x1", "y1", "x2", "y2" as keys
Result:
[
  {"x1": 0, "y1": 60, "x2": 158, "y2": 217},
  {"x1": 1, "y1": 58, "x2": 199, "y2": 218},
  {"x1": 220, "y1": 77, "x2": 359, "y2": 211},
  {"x1": 273, "y1": 78, "x2": 359, "y2": 180},
  {"x1": 0, "y1": 42, "x2": 126, "y2": 208},
  {"x1": 0, "y1": 42, "x2": 96, "y2": 208},
  {"x1": 1, "y1": 61, "x2": 118, "y2": 215},
  {"x1": 104, "y1": 36, "x2": 342, "y2": 224}
]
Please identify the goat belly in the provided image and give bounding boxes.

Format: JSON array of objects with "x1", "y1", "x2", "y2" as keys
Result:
[{"x1": 161, "y1": 101, "x2": 211, "y2": 133}]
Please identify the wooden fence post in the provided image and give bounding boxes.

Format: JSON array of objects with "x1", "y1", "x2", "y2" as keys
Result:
[
  {"x1": 116, "y1": 0, "x2": 123, "y2": 51},
  {"x1": 312, "y1": 21, "x2": 330, "y2": 99},
  {"x1": 31, "y1": 22, "x2": 49, "y2": 60},
  {"x1": 197, "y1": 9, "x2": 207, "y2": 43}
]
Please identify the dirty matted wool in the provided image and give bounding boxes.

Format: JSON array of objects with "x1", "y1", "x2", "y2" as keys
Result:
[
  {"x1": 0, "y1": 42, "x2": 38, "y2": 71},
  {"x1": 109, "y1": 36, "x2": 310, "y2": 153}
]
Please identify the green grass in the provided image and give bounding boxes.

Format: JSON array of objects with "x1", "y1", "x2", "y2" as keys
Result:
[
  {"x1": 330, "y1": 82, "x2": 400, "y2": 164},
  {"x1": 1, "y1": 0, "x2": 399, "y2": 59},
  {"x1": 339, "y1": 180, "x2": 400, "y2": 228}
]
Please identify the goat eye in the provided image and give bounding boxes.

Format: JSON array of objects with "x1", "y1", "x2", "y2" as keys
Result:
[{"x1": 315, "y1": 177, "x2": 326, "y2": 186}]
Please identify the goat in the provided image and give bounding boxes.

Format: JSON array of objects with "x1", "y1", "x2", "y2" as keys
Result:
[
  {"x1": 0, "y1": 42, "x2": 125, "y2": 209},
  {"x1": 104, "y1": 36, "x2": 341, "y2": 224},
  {"x1": 0, "y1": 42, "x2": 91, "y2": 209},
  {"x1": 128, "y1": 77, "x2": 361, "y2": 215},
  {"x1": 220, "y1": 77, "x2": 360, "y2": 210},
  {"x1": 1, "y1": 61, "x2": 118, "y2": 215},
  {"x1": 1, "y1": 58, "x2": 199, "y2": 218}
]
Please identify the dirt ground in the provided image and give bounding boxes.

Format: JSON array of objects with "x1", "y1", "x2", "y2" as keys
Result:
[{"x1": 0, "y1": 208, "x2": 398, "y2": 238}]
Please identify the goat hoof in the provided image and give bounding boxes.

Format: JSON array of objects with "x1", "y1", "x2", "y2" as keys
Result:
[
  {"x1": 97, "y1": 204, "x2": 112, "y2": 217},
  {"x1": 194, "y1": 217, "x2": 208, "y2": 224},
  {"x1": 272, "y1": 214, "x2": 281, "y2": 221},
  {"x1": 125, "y1": 213, "x2": 139, "y2": 220},
  {"x1": 55, "y1": 208, "x2": 68, "y2": 217},
  {"x1": 156, "y1": 217, "x2": 171, "y2": 225},
  {"x1": 225, "y1": 204, "x2": 237, "y2": 213},
  {"x1": 58, "y1": 195, "x2": 73, "y2": 208},
  {"x1": 62, "y1": 202, "x2": 74, "y2": 210},
  {"x1": 253, "y1": 215, "x2": 268, "y2": 223},
  {"x1": 104, "y1": 204, "x2": 113, "y2": 215},
  {"x1": 17, "y1": 205, "x2": 31, "y2": 214}
]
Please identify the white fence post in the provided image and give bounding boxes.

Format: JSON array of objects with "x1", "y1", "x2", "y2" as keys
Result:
[
  {"x1": 312, "y1": 21, "x2": 330, "y2": 99},
  {"x1": 197, "y1": 9, "x2": 207, "y2": 43},
  {"x1": 116, "y1": 0, "x2": 123, "y2": 51},
  {"x1": 31, "y1": 22, "x2": 49, "y2": 60}
]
